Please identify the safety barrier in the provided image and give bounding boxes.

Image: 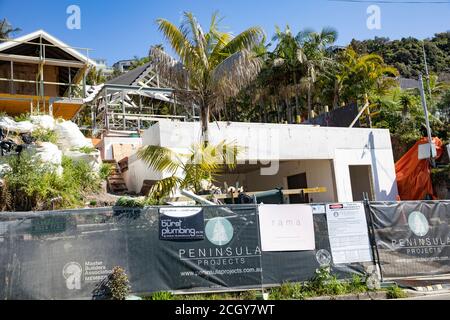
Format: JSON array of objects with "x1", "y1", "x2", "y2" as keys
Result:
[{"x1": 0, "y1": 200, "x2": 448, "y2": 299}]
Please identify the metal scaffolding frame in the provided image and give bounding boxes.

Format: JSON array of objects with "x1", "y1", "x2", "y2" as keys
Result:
[{"x1": 84, "y1": 83, "x2": 199, "y2": 135}]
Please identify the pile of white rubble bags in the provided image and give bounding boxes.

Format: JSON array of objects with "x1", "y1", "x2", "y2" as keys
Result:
[{"x1": 0, "y1": 115, "x2": 102, "y2": 182}]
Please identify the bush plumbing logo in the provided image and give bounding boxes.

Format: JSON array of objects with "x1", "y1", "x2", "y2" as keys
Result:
[
  {"x1": 408, "y1": 211, "x2": 430, "y2": 237},
  {"x1": 205, "y1": 217, "x2": 234, "y2": 246}
]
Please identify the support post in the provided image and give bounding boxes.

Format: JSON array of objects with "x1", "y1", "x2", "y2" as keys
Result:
[
  {"x1": 9, "y1": 61, "x2": 14, "y2": 94},
  {"x1": 82, "y1": 68, "x2": 87, "y2": 99},
  {"x1": 122, "y1": 90, "x2": 126, "y2": 131},
  {"x1": 68, "y1": 67, "x2": 72, "y2": 98},
  {"x1": 419, "y1": 74, "x2": 436, "y2": 168}
]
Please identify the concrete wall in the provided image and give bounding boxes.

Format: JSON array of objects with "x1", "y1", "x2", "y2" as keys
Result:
[
  {"x1": 214, "y1": 160, "x2": 337, "y2": 203},
  {"x1": 125, "y1": 120, "x2": 398, "y2": 201},
  {"x1": 100, "y1": 136, "x2": 142, "y2": 161}
]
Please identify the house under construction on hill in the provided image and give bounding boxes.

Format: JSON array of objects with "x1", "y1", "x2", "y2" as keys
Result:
[{"x1": 0, "y1": 30, "x2": 96, "y2": 120}]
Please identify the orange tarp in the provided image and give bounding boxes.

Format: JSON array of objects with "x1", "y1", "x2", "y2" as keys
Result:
[{"x1": 395, "y1": 137, "x2": 443, "y2": 200}]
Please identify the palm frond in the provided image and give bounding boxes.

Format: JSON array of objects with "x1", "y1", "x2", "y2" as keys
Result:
[
  {"x1": 149, "y1": 46, "x2": 189, "y2": 89},
  {"x1": 156, "y1": 18, "x2": 201, "y2": 68},
  {"x1": 150, "y1": 176, "x2": 183, "y2": 199},
  {"x1": 210, "y1": 49, "x2": 263, "y2": 108},
  {"x1": 137, "y1": 145, "x2": 180, "y2": 174},
  {"x1": 221, "y1": 27, "x2": 265, "y2": 57},
  {"x1": 181, "y1": 12, "x2": 209, "y2": 70}
]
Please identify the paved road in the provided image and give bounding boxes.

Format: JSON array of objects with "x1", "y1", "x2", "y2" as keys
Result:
[{"x1": 403, "y1": 293, "x2": 450, "y2": 300}]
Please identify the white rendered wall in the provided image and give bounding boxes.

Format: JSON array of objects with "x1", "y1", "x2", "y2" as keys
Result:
[
  {"x1": 126, "y1": 120, "x2": 398, "y2": 201},
  {"x1": 214, "y1": 160, "x2": 337, "y2": 203}
]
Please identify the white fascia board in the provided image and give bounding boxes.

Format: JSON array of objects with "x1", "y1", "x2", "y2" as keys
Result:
[{"x1": 0, "y1": 30, "x2": 97, "y2": 68}]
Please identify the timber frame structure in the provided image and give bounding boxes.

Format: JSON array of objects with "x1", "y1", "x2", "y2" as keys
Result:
[
  {"x1": 82, "y1": 61, "x2": 199, "y2": 136},
  {"x1": 0, "y1": 30, "x2": 96, "y2": 119}
]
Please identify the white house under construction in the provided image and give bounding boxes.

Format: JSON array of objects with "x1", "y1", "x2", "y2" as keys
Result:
[{"x1": 0, "y1": 30, "x2": 400, "y2": 203}]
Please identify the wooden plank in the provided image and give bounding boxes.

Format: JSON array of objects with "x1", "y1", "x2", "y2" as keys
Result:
[{"x1": 165, "y1": 187, "x2": 327, "y2": 203}]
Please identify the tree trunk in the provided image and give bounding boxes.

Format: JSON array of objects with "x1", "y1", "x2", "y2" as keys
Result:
[
  {"x1": 285, "y1": 99, "x2": 290, "y2": 124},
  {"x1": 201, "y1": 104, "x2": 210, "y2": 145},
  {"x1": 307, "y1": 82, "x2": 312, "y2": 120},
  {"x1": 293, "y1": 72, "x2": 299, "y2": 116},
  {"x1": 333, "y1": 80, "x2": 339, "y2": 109}
]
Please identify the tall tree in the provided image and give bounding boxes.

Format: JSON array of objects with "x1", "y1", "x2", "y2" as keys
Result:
[
  {"x1": 338, "y1": 47, "x2": 399, "y2": 105},
  {"x1": 149, "y1": 12, "x2": 264, "y2": 143},
  {"x1": 271, "y1": 25, "x2": 302, "y2": 121},
  {"x1": 0, "y1": 18, "x2": 20, "y2": 42},
  {"x1": 296, "y1": 27, "x2": 338, "y2": 119}
]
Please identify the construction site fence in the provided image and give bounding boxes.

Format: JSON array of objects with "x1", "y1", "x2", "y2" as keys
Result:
[{"x1": 0, "y1": 201, "x2": 449, "y2": 300}]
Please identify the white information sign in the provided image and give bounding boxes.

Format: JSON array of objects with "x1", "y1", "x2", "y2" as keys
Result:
[
  {"x1": 258, "y1": 204, "x2": 315, "y2": 252},
  {"x1": 326, "y1": 203, "x2": 372, "y2": 264}
]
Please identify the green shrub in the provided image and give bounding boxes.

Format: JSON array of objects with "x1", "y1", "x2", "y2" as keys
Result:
[
  {"x1": 386, "y1": 285, "x2": 407, "y2": 299},
  {"x1": 108, "y1": 267, "x2": 131, "y2": 300},
  {"x1": 115, "y1": 197, "x2": 145, "y2": 208},
  {"x1": 75, "y1": 146, "x2": 97, "y2": 154},
  {"x1": 61, "y1": 156, "x2": 102, "y2": 194},
  {"x1": 2, "y1": 154, "x2": 103, "y2": 211},
  {"x1": 148, "y1": 291, "x2": 174, "y2": 300},
  {"x1": 346, "y1": 275, "x2": 368, "y2": 294},
  {"x1": 238, "y1": 290, "x2": 258, "y2": 300},
  {"x1": 93, "y1": 267, "x2": 131, "y2": 300},
  {"x1": 14, "y1": 113, "x2": 31, "y2": 122},
  {"x1": 99, "y1": 163, "x2": 114, "y2": 181},
  {"x1": 268, "y1": 268, "x2": 370, "y2": 300},
  {"x1": 32, "y1": 128, "x2": 58, "y2": 144}
]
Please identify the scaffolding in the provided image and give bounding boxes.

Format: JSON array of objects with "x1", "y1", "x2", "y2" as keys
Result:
[{"x1": 83, "y1": 62, "x2": 199, "y2": 135}]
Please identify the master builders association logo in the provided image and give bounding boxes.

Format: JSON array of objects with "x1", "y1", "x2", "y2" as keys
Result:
[
  {"x1": 62, "y1": 262, "x2": 82, "y2": 290},
  {"x1": 408, "y1": 211, "x2": 430, "y2": 237},
  {"x1": 205, "y1": 217, "x2": 234, "y2": 246}
]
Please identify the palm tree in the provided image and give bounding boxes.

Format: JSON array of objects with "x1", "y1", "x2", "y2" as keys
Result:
[
  {"x1": 149, "y1": 12, "x2": 264, "y2": 144},
  {"x1": 271, "y1": 26, "x2": 302, "y2": 121},
  {"x1": 338, "y1": 48, "x2": 399, "y2": 105},
  {"x1": 86, "y1": 67, "x2": 106, "y2": 85},
  {"x1": 137, "y1": 141, "x2": 240, "y2": 199},
  {"x1": 0, "y1": 19, "x2": 20, "y2": 42},
  {"x1": 399, "y1": 92, "x2": 416, "y2": 119},
  {"x1": 296, "y1": 27, "x2": 338, "y2": 119}
]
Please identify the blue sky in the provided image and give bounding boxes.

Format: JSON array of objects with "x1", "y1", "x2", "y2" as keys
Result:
[{"x1": 0, "y1": 0, "x2": 449, "y2": 65}]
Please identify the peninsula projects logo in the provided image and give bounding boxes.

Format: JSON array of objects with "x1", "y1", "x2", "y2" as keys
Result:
[
  {"x1": 205, "y1": 217, "x2": 234, "y2": 246},
  {"x1": 408, "y1": 211, "x2": 430, "y2": 237}
]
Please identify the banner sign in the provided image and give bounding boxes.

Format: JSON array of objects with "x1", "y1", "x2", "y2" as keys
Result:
[
  {"x1": 326, "y1": 203, "x2": 372, "y2": 264},
  {"x1": 0, "y1": 205, "x2": 369, "y2": 299},
  {"x1": 156, "y1": 206, "x2": 263, "y2": 292},
  {"x1": 258, "y1": 204, "x2": 315, "y2": 252},
  {"x1": 159, "y1": 208, "x2": 205, "y2": 240},
  {"x1": 370, "y1": 201, "x2": 450, "y2": 278}
]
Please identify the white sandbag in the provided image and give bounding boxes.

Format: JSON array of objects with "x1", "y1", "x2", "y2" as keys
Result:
[
  {"x1": 30, "y1": 115, "x2": 55, "y2": 131},
  {"x1": 54, "y1": 121, "x2": 93, "y2": 152},
  {"x1": 34, "y1": 142, "x2": 62, "y2": 166},
  {"x1": 0, "y1": 117, "x2": 16, "y2": 130},
  {"x1": 64, "y1": 149, "x2": 102, "y2": 173},
  {"x1": 25, "y1": 142, "x2": 63, "y2": 176},
  {"x1": 0, "y1": 117, "x2": 35, "y2": 134},
  {"x1": 0, "y1": 163, "x2": 11, "y2": 178}
]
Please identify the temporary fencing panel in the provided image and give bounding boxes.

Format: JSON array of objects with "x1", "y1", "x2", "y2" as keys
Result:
[
  {"x1": 0, "y1": 204, "x2": 370, "y2": 300},
  {"x1": 369, "y1": 201, "x2": 450, "y2": 279}
]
